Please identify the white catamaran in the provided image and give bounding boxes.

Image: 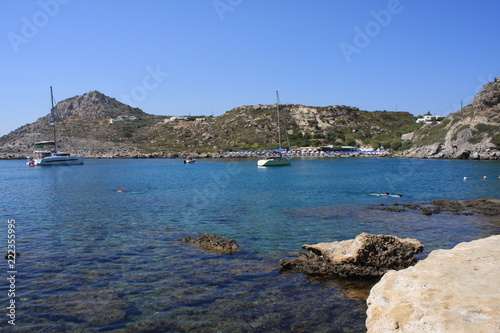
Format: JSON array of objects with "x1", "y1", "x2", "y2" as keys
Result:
[
  {"x1": 257, "y1": 91, "x2": 291, "y2": 167},
  {"x1": 28, "y1": 87, "x2": 84, "y2": 166}
]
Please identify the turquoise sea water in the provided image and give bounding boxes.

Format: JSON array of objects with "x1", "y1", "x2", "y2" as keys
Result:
[{"x1": 1, "y1": 158, "x2": 499, "y2": 332}]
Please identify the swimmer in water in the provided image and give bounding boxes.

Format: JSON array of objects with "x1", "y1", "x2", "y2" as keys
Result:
[{"x1": 370, "y1": 192, "x2": 390, "y2": 196}]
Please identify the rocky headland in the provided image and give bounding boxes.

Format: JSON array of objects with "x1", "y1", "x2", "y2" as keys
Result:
[
  {"x1": 366, "y1": 235, "x2": 500, "y2": 332},
  {"x1": 399, "y1": 77, "x2": 500, "y2": 160}
]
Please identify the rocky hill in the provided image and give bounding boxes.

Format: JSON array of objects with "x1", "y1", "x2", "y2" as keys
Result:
[
  {"x1": 0, "y1": 91, "x2": 420, "y2": 158},
  {"x1": 399, "y1": 77, "x2": 500, "y2": 160},
  {"x1": 0, "y1": 91, "x2": 152, "y2": 158}
]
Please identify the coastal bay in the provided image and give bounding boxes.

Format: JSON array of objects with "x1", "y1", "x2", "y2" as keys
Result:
[{"x1": 1, "y1": 158, "x2": 498, "y2": 331}]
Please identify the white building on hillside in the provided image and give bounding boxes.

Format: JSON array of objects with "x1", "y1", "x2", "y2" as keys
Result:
[{"x1": 416, "y1": 114, "x2": 443, "y2": 124}]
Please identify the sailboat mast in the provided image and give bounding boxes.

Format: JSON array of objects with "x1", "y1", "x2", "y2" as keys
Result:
[
  {"x1": 276, "y1": 91, "x2": 281, "y2": 150},
  {"x1": 50, "y1": 86, "x2": 57, "y2": 151}
]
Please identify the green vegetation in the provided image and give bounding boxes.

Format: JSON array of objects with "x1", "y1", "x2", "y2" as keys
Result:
[
  {"x1": 411, "y1": 119, "x2": 451, "y2": 147},
  {"x1": 467, "y1": 123, "x2": 500, "y2": 146},
  {"x1": 492, "y1": 133, "x2": 500, "y2": 148}
]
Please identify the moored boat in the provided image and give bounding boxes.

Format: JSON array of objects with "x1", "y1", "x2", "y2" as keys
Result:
[
  {"x1": 258, "y1": 91, "x2": 291, "y2": 167},
  {"x1": 27, "y1": 87, "x2": 84, "y2": 166},
  {"x1": 257, "y1": 149, "x2": 291, "y2": 166},
  {"x1": 183, "y1": 156, "x2": 197, "y2": 164},
  {"x1": 28, "y1": 141, "x2": 84, "y2": 166}
]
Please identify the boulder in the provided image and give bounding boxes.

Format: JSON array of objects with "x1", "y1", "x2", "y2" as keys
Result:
[
  {"x1": 280, "y1": 233, "x2": 423, "y2": 277},
  {"x1": 182, "y1": 233, "x2": 240, "y2": 254},
  {"x1": 366, "y1": 235, "x2": 500, "y2": 332}
]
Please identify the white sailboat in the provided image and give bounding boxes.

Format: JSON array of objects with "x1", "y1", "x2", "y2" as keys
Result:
[
  {"x1": 28, "y1": 87, "x2": 84, "y2": 166},
  {"x1": 258, "y1": 91, "x2": 291, "y2": 167}
]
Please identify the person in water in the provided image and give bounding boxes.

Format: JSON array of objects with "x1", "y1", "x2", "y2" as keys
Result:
[{"x1": 370, "y1": 192, "x2": 402, "y2": 197}]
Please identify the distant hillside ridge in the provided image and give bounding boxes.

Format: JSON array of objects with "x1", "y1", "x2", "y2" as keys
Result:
[{"x1": 0, "y1": 90, "x2": 422, "y2": 158}]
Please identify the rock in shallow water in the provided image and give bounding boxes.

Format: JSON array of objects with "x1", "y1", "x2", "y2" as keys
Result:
[
  {"x1": 280, "y1": 233, "x2": 423, "y2": 278},
  {"x1": 366, "y1": 235, "x2": 500, "y2": 332},
  {"x1": 182, "y1": 233, "x2": 240, "y2": 254}
]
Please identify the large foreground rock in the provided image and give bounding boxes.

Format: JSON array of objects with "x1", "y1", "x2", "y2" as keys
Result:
[
  {"x1": 280, "y1": 233, "x2": 423, "y2": 277},
  {"x1": 366, "y1": 235, "x2": 500, "y2": 332}
]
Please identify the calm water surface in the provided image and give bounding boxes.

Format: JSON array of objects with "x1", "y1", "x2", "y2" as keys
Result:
[{"x1": 1, "y1": 158, "x2": 499, "y2": 332}]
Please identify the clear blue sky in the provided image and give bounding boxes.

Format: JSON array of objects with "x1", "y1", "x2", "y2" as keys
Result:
[{"x1": 1, "y1": 0, "x2": 499, "y2": 136}]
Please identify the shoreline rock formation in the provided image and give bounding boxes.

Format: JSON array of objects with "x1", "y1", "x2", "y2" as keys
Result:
[
  {"x1": 366, "y1": 235, "x2": 500, "y2": 332},
  {"x1": 280, "y1": 233, "x2": 423, "y2": 278}
]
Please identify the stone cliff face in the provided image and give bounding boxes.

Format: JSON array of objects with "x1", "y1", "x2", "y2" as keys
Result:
[
  {"x1": 400, "y1": 77, "x2": 500, "y2": 160},
  {"x1": 470, "y1": 78, "x2": 500, "y2": 123},
  {"x1": 288, "y1": 104, "x2": 359, "y2": 131}
]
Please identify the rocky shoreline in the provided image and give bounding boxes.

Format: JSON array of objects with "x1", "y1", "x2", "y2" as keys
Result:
[
  {"x1": 366, "y1": 235, "x2": 500, "y2": 332},
  {"x1": 0, "y1": 150, "x2": 390, "y2": 160}
]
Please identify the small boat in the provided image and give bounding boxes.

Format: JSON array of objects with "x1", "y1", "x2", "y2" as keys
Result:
[
  {"x1": 28, "y1": 141, "x2": 84, "y2": 166},
  {"x1": 27, "y1": 87, "x2": 84, "y2": 166},
  {"x1": 183, "y1": 156, "x2": 197, "y2": 164},
  {"x1": 258, "y1": 91, "x2": 291, "y2": 167}
]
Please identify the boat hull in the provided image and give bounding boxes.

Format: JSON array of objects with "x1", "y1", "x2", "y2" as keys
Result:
[
  {"x1": 33, "y1": 156, "x2": 84, "y2": 166},
  {"x1": 258, "y1": 158, "x2": 291, "y2": 167}
]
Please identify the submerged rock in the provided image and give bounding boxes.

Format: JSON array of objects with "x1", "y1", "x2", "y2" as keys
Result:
[
  {"x1": 432, "y1": 198, "x2": 500, "y2": 216},
  {"x1": 280, "y1": 233, "x2": 423, "y2": 278},
  {"x1": 366, "y1": 235, "x2": 500, "y2": 332},
  {"x1": 372, "y1": 198, "x2": 500, "y2": 216},
  {"x1": 182, "y1": 233, "x2": 240, "y2": 254}
]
